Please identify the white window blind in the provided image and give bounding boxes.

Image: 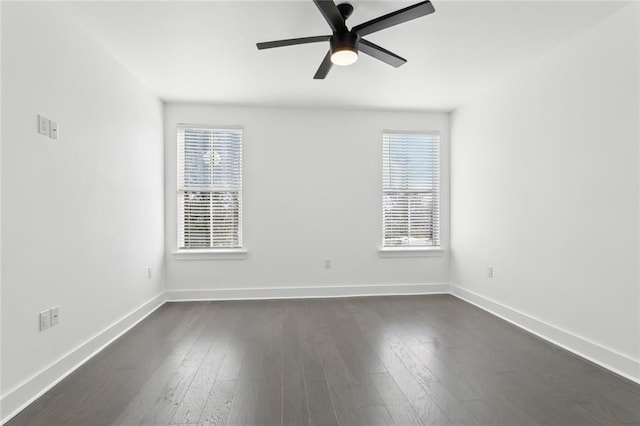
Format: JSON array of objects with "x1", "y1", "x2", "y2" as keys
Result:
[
  {"x1": 382, "y1": 131, "x2": 440, "y2": 248},
  {"x1": 177, "y1": 126, "x2": 243, "y2": 249}
]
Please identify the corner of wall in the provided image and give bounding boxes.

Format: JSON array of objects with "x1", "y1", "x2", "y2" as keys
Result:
[
  {"x1": 0, "y1": 294, "x2": 166, "y2": 424},
  {"x1": 449, "y1": 284, "x2": 640, "y2": 384}
]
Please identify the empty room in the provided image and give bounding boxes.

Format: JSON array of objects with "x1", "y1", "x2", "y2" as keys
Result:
[{"x1": 1, "y1": 0, "x2": 639, "y2": 425}]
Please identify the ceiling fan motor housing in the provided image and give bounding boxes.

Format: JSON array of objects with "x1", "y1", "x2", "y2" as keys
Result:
[
  {"x1": 330, "y1": 31, "x2": 359, "y2": 56},
  {"x1": 336, "y1": 3, "x2": 354, "y2": 20}
]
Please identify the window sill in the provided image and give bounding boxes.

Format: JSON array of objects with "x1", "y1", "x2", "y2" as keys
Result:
[
  {"x1": 172, "y1": 248, "x2": 248, "y2": 261},
  {"x1": 378, "y1": 247, "x2": 445, "y2": 258}
]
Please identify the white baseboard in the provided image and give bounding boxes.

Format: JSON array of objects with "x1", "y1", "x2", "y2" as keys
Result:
[
  {"x1": 1, "y1": 292, "x2": 166, "y2": 425},
  {"x1": 449, "y1": 284, "x2": 640, "y2": 384},
  {"x1": 165, "y1": 282, "x2": 450, "y2": 301}
]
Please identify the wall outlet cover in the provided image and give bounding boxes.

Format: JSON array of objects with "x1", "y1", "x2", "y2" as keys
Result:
[
  {"x1": 51, "y1": 306, "x2": 60, "y2": 326},
  {"x1": 49, "y1": 121, "x2": 59, "y2": 140}
]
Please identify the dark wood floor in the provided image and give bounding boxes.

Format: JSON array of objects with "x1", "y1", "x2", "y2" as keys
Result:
[{"x1": 7, "y1": 295, "x2": 640, "y2": 425}]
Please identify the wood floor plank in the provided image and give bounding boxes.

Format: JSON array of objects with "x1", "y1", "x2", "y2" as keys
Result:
[
  {"x1": 304, "y1": 376, "x2": 339, "y2": 426},
  {"x1": 366, "y1": 373, "x2": 423, "y2": 426},
  {"x1": 327, "y1": 316, "x2": 386, "y2": 408},
  {"x1": 254, "y1": 302, "x2": 285, "y2": 425},
  {"x1": 113, "y1": 357, "x2": 202, "y2": 425},
  {"x1": 298, "y1": 301, "x2": 369, "y2": 425},
  {"x1": 214, "y1": 302, "x2": 263, "y2": 382},
  {"x1": 281, "y1": 314, "x2": 311, "y2": 426},
  {"x1": 170, "y1": 304, "x2": 242, "y2": 424},
  {"x1": 421, "y1": 380, "x2": 480, "y2": 425},
  {"x1": 111, "y1": 304, "x2": 212, "y2": 425},
  {"x1": 224, "y1": 302, "x2": 272, "y2": 425},
  {"x1": 603, "y1": 388, "x2": 640, "y2": 415},
  {"x1": 347, "y1": 301, "x2": 453, "y2": 425},
  {"x1": 326, "y1": 304, "x2": 387, "y2": 375},
  {"x1": 220, "y1": 353, "x2": 263, "y2": 425},
  {"x1": 571, "y1": 400, "x2": 635, "y2": 426},
  {"x1": 487, "y1": 369, "x2": 602, "y2": 425},
  {"x1": 300, "y1": 349, "x2": 339, "y2": 426},
  {"x1": 392, "y1": 325, "x2": 485, "y2": 403},
  {"x1": 363, "y1": 404, "x2": 395, "y2": 425},
  {"x1": 197, "y1": 380, "x2": 236, "y2": 426},
  {"x1": 462, "y1": 397, "x2": 539, "y2": 426}
]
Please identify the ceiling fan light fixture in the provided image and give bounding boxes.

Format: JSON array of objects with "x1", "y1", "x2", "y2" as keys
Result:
[
  {"x1": 331, "y1": 48, "x2": 358, "y2": 66},
  {"x1": 329, "y1": 31, "x2": 359, "y2": 66},
  {"x1": 256, "y1": 0, "x2": 436, "y2": 79}
]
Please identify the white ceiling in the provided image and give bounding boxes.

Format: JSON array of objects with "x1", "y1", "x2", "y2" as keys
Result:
[{"x1": 59, "y1": 1, "x2": 627, "y2": 111}]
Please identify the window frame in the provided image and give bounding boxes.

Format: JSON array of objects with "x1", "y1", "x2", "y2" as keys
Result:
[
  {"x1": 175, "y1": 124, "x2": 245, "y2": 255},
  {"x1": 380, "y1": 130, "x2": 442, "y2": 254}
]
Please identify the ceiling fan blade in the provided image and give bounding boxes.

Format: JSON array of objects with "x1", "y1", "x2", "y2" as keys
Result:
[
  {"x1": 313, "y1": 0, "x2": 347, "y2": 33},
  {"x1": 353, "y1": 1, "x2": 435, "y2": 37},
  {"x1": 313, "y1": 51, "x2": 333, "y2": 79},
  {"x1": 257, "y1": 35, "x2": 331, "y2": 50},
  {"x1": 359, "y1": 39, "x2": 406, "y2": 68}
]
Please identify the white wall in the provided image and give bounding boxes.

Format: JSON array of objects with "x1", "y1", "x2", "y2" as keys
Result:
[
  {"x1": 1, "y1": 3, "x2": 165, "y2": 419},
  {"x1": 165, "y1": 104, "x2": 449, "y2": 296},
  {"x1": 450, "y1": 4, "x2": 640, "y2": 380},
  {"x1": 637, "y1": 3, "x2": 640, "y2": 380},
  {"x1": 0, "y1": 0, "x2": 4, "y2": 418}
]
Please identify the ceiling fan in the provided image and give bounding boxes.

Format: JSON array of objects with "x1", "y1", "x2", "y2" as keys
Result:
[{"x1": 256, "y1": 0, "x2": 436, "y2": 79}]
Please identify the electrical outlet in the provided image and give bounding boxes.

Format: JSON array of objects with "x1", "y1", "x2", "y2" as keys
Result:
[
  {"x1": 49, "y1": 120, "x2": 59, "y2": 140},
  {"x1": 50, "y1": 306, "x2": 60, "y2": 326},
  {"x1": 40, "y1": 309, "x2": 51, "y2": 331},
  {"x1": 487, "y1": 266, "x2": 493, "y2": 278},
  {"x1": 324, "y1": 259, "x2": 331, "y2": 269}
]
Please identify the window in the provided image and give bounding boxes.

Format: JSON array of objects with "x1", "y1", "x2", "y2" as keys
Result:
[
  {"x1": 177, "y1": 125, "x2": 243, "y2": 250},
  {"x1": 382, "y1": 131, "x2": 440, "y2": 248}
]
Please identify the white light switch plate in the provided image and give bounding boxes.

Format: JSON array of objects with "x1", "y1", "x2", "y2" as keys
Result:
[
  {"x1": 38, "y1": 115, "x2": 50, "y2": 136},
  {"x1": 40, "y1": 309, "x2": 51, "y2": 331}
]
